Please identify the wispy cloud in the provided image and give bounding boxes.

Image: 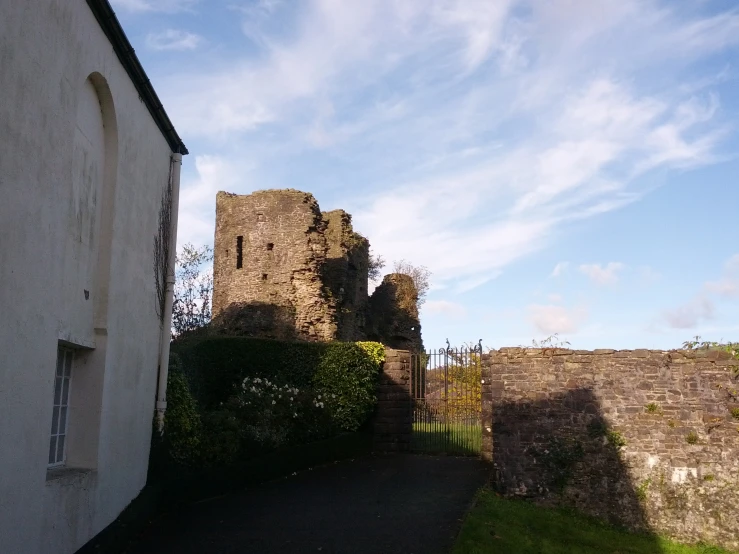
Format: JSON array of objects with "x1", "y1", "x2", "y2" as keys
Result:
[
  {"x1": 158, "y1": 0, "x2": 739, "y2": 293},
  {"x1": 639, "y1": 266, "x2": 662, "y2": 285},
  {"x1": 528, "y1": 304, "x2": 588, "y2": 335},
  {"x1": 423, "y1": 300, "x2": 467, "y2": 319},
  {"x1": 111, "y1": 0, "x2": 199, "y2": 13},
  {"x1": 550, "y1": 262, "x2": 568, "y2": 278},
  {"x1": 579, "y1": 263, "x2": 625, "y2": 286},
  {"x1": 704, "y1": 253, "x2": 739, "y2": 297},
  {"x1": 662, "y1": 295, "x2": 715, "y2": 329},
  {"x1": 146, "y1": 29, "x2": 203, "y2": 51}
]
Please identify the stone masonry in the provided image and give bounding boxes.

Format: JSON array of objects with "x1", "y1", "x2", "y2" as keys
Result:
[
  {"x1": 212, "y1": 190, "x2": 337, "y2": 341},
  {"x1": 481, "y1": 347, "x2": 739, "y2": 551},
  {"x1": 212, "y1": 189, "x2": 423, "y2": 348},
  {"x1": 373, "y1": 348, "x2": 412, "y2": 452}
]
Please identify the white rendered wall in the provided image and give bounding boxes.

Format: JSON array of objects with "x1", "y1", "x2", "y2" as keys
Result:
[{"x1": 0, "y1": 1, "x2": 178, "y2": 552}]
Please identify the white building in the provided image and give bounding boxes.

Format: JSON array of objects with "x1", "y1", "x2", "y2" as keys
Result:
[{"x1": 0, "y1": 1, "x2": 186, "y2": 552}]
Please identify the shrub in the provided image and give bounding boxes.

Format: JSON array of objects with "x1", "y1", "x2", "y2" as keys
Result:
[
  {"x1": 686, "y1": 431, "x2": 699, "y2": 445},
  {"x1": 161, "y1": 354, "x2": 202, "y2": 465},
  {"x1": 313, "y1": 342, "x2": 384, "y2": 431},
  {"x1": 730, "y1": 407, "x2": 739, "y2": 420},
  {"x1": 161, "y1": 337, "x2": 385, "y2": 468},
  {"x1": 171, "y1": 336, "x2": 325, "y2": 408},
  {"x1": 199, "y1": 406, "x2": 243, "y2": 467}
]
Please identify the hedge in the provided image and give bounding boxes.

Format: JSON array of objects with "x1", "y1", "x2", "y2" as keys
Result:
[{"x1": 159, "y1": 336, "x2": 385, "y2": 469}]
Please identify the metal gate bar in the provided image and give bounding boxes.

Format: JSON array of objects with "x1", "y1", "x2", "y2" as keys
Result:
[{"x1": 410, "y1": 340, "x2": 483, "y2": 455}]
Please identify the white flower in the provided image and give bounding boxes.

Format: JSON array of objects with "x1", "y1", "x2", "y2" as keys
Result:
[
  {"x1": 272, "y1": 400, "x2": 276, "y2": 405},
  {"x1": 278, "y1": 394, "x2": 282, "y2": 399},
  {"x1": 293, "y1": 413, "x2": 298, "y2": 418},
  {"x1": 332, "y1": 394, "x2": 336, "y2": 399},
  {"x1": 290, "y1": 397, "x2": 293, "y2": 402}
]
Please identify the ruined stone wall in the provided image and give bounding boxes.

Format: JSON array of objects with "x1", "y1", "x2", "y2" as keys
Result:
[
  {"x1": 321, "y1": 210, "x2": 370, "y2": 341},
  {"x1": 212, "y1": 189, "x2": 424, "y2": 347},
  {"x1": 482, "y1": 348, "x2": 739, "y2": 550},
  {"x1": 212, "y1": 190, "x2": 337, "y2": 341},
  {"x1": 366, "y1": 273, "x2": 423, "y2": 352}
]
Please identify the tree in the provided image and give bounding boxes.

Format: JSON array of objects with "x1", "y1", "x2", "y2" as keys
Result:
[
  {"x1": 392, "y1": 259, "x2": 431, "y2": 307},
  {"x1": 367, "y1": 250, "x2": 385, "y2": 282},
  {"x1": 172, "y1": 243, "x2": 213, "y2": 337}
]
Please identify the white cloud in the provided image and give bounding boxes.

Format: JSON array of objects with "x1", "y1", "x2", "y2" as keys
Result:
[
  {"x1": 176, "y1": 155, "x2": 256, "y2": 248},
  {"x1": 151, "y1": 1, "x2": 739, "y2": 291},
  {"x1": 111, "y1": 0, "x2": 199, "y2": 13},
  {"x1": 423, "y1": 300, "x2": 467, "y2": 319},
  {"x1": 550, "y1": 262, "x2": 568, "y2": 277},
  {"x1": 579, "y1": 263, "x2": 625, "y2": 286},
  {"x1": 662, "y1": 295, "x2": 715, "y2": 329},
  {"x1": 528, "y1": 304, "x2": 588, "y2": 335},
  {"x1": 547, "y1": 293, "x2": 563, "y2": 303},
  {"x1": 704, "y1": 253, "x2": 739, "y2": 297},
  {"x1": 639, "y1": 265, "x2": 662, "y2": 284},
  {"x1": 146, "y1": 29, "x2": 203, "y2": 51}
]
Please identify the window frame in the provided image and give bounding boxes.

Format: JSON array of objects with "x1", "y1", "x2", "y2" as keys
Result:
[{"x1": 48, "y1": 345, "x2": 74, "y2": 468}]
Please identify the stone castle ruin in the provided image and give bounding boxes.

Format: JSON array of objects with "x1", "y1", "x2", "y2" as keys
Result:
[{"x1": 212, "y1": 189, "x2": 423, "y2": 351}]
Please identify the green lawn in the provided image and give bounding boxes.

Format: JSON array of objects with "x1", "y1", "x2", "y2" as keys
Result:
[
  {"x1": 411, "y1": 422, "x2": 481, "y2": 455},
  {"x1": 453, "y1": 488, "x2": 735, "y2": 554}
]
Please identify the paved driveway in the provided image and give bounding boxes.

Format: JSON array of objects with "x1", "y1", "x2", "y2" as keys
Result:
[{"x1": 127, "y1": 454, "x2": 489, "y2": 554}]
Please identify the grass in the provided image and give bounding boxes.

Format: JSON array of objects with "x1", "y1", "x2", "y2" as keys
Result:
[
  {"x1": 452, "y1": 488, "x2": 735, "y2": 554},
  {"x1": 411, "y1": 422, "x2": 481, "y2": 455}
]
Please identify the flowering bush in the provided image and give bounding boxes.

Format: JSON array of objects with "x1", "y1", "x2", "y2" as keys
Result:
[
  {"x1": 163, "y1": 338, "x2": 385, "y2": 467},
  {"x1": 233, "y1": 377, "x2": 337, "y2": 450}
]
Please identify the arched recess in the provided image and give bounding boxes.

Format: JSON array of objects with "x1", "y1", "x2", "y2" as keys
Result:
[
  {"x1": 88, "y1": 71, "x2": 118, "y2": 333},
  {"x1": 64, "y1": 72, "x2": 118, "y2": 470}
]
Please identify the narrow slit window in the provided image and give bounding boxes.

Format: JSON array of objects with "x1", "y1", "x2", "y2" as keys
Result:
[
  {"x1": 262, "y1": 273, "x2": 268, "y2": 281},
  {"x1": 49, "y1": 346, "x2": 73, "y2": 467},
  {"x1": 267, "y1": 243, "x2": 274, "y2": 251},
  {"x1": 236, "y1": 236, "x2": 243, "y2": 269}
]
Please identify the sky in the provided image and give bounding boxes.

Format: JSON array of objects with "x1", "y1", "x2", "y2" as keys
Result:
[{"x1": 111, "y1": 0, "x2": 739, "y2": 351}]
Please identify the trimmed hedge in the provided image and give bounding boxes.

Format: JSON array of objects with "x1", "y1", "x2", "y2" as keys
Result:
[
  {"x1": 159, "y1": 336, "x2": 385, "y2": 469},
  {"x1": 171, "y1": 336, "x2": 326, "y2": 408}
]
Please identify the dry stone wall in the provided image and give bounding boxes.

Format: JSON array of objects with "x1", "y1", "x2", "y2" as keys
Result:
[{"x1": 481, "y1": 348, "x2": 739, "y2": 550}]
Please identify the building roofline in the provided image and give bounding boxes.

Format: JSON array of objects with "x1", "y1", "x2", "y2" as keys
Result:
[{"x1": 86, "y1": 0, "x2": 188, "y2": 155}]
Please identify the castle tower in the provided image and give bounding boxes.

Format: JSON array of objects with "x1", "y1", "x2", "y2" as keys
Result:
[{"x1": 212, "y1": 189, "x2": 337, "y2": 341}]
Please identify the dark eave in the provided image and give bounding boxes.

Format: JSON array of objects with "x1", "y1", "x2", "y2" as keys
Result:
[{"x1": 86, "y1": 0, "x2": 189, "y2": 155}]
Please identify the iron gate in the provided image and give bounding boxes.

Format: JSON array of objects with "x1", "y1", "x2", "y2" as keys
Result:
[{"x1": 410, "y1": 340, "x2": 483, "y2": 455}]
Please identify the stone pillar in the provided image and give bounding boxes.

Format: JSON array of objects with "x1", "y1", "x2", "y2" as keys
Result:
[
  {"x1": 480, "y1": 351, "x2": 494, "y2": 462},
  {"x1": 373, "y1": 348, "x2": 412, "y2": 452}
]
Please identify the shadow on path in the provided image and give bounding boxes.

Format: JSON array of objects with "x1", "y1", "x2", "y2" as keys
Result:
[{"x1": 127, "y1": 454, "x2": 489, "y2": 554}]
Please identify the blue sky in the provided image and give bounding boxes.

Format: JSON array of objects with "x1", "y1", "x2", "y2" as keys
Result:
[{"x1": 112, "y1": 0, "x2": 739, "y2": 350}]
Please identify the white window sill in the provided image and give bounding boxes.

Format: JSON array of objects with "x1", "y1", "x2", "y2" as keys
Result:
[{"x1": 46, "y1": 466, "x2": 94, "y2": 484}]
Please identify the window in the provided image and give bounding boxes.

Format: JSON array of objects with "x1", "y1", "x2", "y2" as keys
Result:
[
  {"x1": 236, "y1": 236, "x2": 243, "y2": 269},
  {"x1": 49, "y1": 346, "x2": 73, "y2": 467}
]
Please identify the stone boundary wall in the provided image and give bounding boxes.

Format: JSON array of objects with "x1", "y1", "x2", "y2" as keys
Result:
[
  {"x1": 481, "y1": 348, "x2": 739, "y2": 550},
  {"x1": 373, "y1": 348, "x2": 412, "y2": 452}
]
